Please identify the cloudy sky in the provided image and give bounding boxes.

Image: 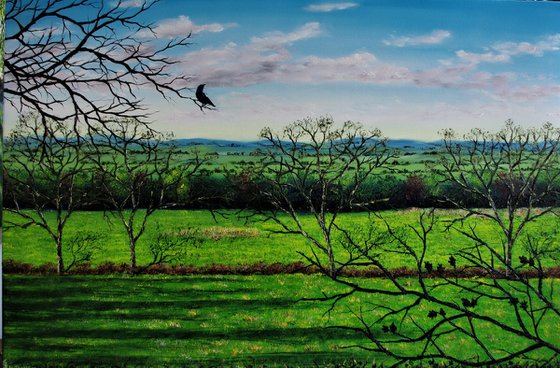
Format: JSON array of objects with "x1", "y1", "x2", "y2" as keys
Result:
[{"x1": 7, "y1": 0, "x2": 560, "y2": 140}]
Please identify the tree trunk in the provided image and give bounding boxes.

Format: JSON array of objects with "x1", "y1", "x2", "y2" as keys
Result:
[
  {"x1": 328, "y1": 250, "x2": 336, "y2": 278},
  {"x1": 56, "y1": 237, "x2": 64, "y2": 275},
  {"x1": 505, "y1": 238, "x2": 513, "y2": 277},
  {"x1": 129, "y1": 236, "x2": 137, "y2": 275}
]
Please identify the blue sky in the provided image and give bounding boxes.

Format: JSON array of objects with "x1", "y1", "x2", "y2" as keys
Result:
[{"x1": 7, "y1": 0, "x2": 560, "y2": 140}]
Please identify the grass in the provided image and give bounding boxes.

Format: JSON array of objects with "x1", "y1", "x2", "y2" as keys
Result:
[
  {"x1": 4, "y1": 209, "x2": 560, "y2": 270},
  {"x1": 2, "y1": 274, "x2": 377, "y2": 366},
  {"x1": 5, "y1": 207, "x2": 560, "y2": 366},
  {"x1": 4, "y1": 274, "x2": 559, "y2": 367},
  {"x1": 180, "y1": 226, "x2": 263, "y2": 241}
]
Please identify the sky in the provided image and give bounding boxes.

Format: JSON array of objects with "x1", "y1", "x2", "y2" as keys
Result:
[{"x1": 6, "y1": 0, "x2": 560, "y2": 140}]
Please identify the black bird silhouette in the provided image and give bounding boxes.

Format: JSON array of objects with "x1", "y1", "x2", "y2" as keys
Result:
[
  {"x1": 449, "y1": 255, "x2": 456, "y2": 268},
  {"x1": 461, "y1": 297, "x2": 478, "y2": 308},
  {"x1": 196, "y1": 84, "x2": 215, "y2": 108},
  {"x1": 424, "y1": 261, "x2": 433, "y2": 273}
]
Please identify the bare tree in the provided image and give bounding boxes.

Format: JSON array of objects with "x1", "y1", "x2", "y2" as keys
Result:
[
  {"x1": 253, "y1": 119, "x2": 560, "y2": 366},
  {"x1": 252, "y1": 116, "x2": 395, "y2": 277},
  {"x1": 88, "y1": 118, "x2": 203, "y2": 273},
  {"x1": 3, "y1": 112, "x2": 92, "y2": 274},
  {"x1": 439, "y1": 121, "x2": 560, "y2": 274},
  {"x1": 3, "y1": 0, "x2": 195, "y2": 130}
]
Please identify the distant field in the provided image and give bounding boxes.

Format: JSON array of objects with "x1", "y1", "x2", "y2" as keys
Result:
[
  {"x1": 4, "y1": 274, "x2": 559, "y2": 367},
  {"x1": 170, "y1": 139, "x2": 443, "y2": 179},
  {"x1": 4, "y1": 209, "x2": 560, "y2": 270}
]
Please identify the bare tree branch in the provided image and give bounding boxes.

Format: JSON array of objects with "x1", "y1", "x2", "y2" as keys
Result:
[
  {"x1": 4, "y1": 0, "x2": 196, "y2": 131},
  {"x1": 249, "y1": 119, "x2": 560, "y2": 366}
]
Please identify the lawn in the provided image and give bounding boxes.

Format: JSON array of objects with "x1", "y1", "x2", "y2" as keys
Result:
[
  {"x1": 4, "y1": 274, "x2": 560, "y2": 367},
  {"x1": 2, "y1": 274, "x2": 381, "y2": 366},
  {"x1": 5, "y1": 208, "x2": 560, "y2": 367},
  {"x1": 3, "y1": 209, "x2": 560, "y2": 270}
]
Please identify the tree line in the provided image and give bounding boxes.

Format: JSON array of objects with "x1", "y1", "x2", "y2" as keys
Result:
[{"x1": 5, "y1": 132, "x2": 560, "y2": 214}]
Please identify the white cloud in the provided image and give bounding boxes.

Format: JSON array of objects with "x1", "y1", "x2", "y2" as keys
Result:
[
  {"x1": 383, "y1": 30, "x2": 451, "y2": 47},
  {"x1": 455, "y1": 50, "x2": 510, "y2": 64},
  {"x1": 148, "y1": 15, "x2": 236, "y2": 38},
  {"x1": 115, "y1": 0, "x2": 145, "y2": 8},
  {"x1": 250, "y1": 22, "x2": 321, "y2": 49},
  {"x1": 305, "y1": 2, "x2": 358, "y2": 12},
  {"x1": 456, "y1": 34, "x2": 560, "y2": 64}
]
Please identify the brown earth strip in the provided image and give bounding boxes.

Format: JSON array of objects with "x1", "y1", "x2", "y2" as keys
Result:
[{"x1": 4, "y1": 259, "x2": 560, "y2": 278}]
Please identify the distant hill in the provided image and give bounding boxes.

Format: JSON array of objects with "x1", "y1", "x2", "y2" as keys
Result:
[
  {"x1": 174, "y1": 138, "x2": 439, "y2": 150},
  {"x1": 174, "y1": 138, "x2": 268, "y2": 149},
  {"x1": 388, "y1": 139, "x2": 440, "y2": 150}
]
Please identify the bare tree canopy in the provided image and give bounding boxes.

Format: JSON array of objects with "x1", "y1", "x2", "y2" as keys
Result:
[
  {"x1": 254, "y1": 116, "x2": 395, "y2": 277},
  {"x1": 3, "y1": 112, "x2": 95, "y2": 274},
  {"x1": 3, "y1": 0, "x2": 194, "y2": 128},
  {"x1": 252, "y1": 119, "x2": 560, "y2": 366},
  {"x1": 439, "y1": 121, "x2": 560, "y2": 272},
  {"x1": 88, "y1": 118, "x2": 203, "y2": 273}
]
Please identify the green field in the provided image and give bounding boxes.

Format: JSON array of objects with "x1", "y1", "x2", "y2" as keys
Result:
[
  {"x1": 4, "y1": 209, "x2": 560, "y2": 270},
  {"x1": 74, "y1": 140, "x2": 442, "y2": 180},
  {"x1": 4, "y1": 208, "x2": 560, "y2": 366},
  {"x1": 4, "y1": 274, "x2": 559, "y2": 367}
]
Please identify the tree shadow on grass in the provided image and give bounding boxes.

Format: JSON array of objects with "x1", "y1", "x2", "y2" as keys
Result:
[
  {"x1": 7, "y1": 325, "x2": 362, "y2": 341},
  {"x1": 5, "y1": 330, "x2": 369, "y2": 367},
  {"x1": 4, "y1": 276, "x2": 260, "y2": 298},
  {"x1": 203, "y1": 352, "x2": 376, "y2": 368},
  {"x1": 5, "y1": 297, "x2": 295, "y2": 321},
  {"x1": 6, "y1": 351, "x2": 374, "y2": 368},
  {"x1": 4, "y1": 275, "x2": 355, "y2": 367}
]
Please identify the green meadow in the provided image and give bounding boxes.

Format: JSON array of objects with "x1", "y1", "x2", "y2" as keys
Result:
[
  {"x1": 4, "y1": 274, "x2": 559, "y2": 367},
  {"x1": 4, "y1": 209, "x2": 560, "y2": 365},
  {"x1": 4, "y1": 209, "x2": 560, "y2": 270}
]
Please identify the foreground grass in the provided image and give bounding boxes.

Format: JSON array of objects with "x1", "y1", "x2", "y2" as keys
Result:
[
  {"x1": 4, "y1": 209, "x2": 560, "y2": 270},
  {"x1": 3, "y1": 275, "x2": 375, "y2": 366},
  {"x1": 4, "y1": 274, "x2": 560, "y2": 367}
]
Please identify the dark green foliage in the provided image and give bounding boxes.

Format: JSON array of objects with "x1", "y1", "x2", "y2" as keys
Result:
[{"x1": 7, "y1": 170, "x2": 560, "y2": 211}]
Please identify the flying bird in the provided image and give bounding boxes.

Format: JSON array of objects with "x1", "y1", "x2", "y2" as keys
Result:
[{"x1": 196, "y1": 84, "x2": 215, "y2": 108}]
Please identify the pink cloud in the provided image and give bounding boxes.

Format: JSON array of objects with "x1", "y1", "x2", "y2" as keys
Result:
[
  {"x1": 456, "y1": 34, "x2": 560, "y2": 64},
  {"x1": 175, "y1": 23, "x2": 556, "y2": 105},
  {"x1": 497, "y1": 84, "x2": 560, "y2": 102}
]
